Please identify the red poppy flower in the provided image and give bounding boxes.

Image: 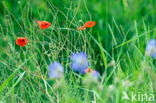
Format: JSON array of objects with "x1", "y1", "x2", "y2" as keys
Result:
[
  {"x1": 16, "y1": 37, "x2": 28, "y2": 47},
  {"x1": 77, "y1": 26, "x2": 86, "y2": 30},
  {"x1": 37, "y1": 21, "x2": 51, "y2": 29},
  {"x1": 84, "y1": 21, "x2": 96, "y2": 28},
  {"x1": 85, "y1": 68, "x2": 93, "y2": 73}
]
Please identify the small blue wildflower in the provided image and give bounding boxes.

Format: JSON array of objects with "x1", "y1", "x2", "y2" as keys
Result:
[
  {"x1": 91, "y1": 71, "x2": 99, "y2": 79},
  {"x1": 85, "y1": 68, "x2": 99, "y2": 79},
  {"x1": 48, "y1": 62, "x2": 64, "y2": 79},
  {"x1": 146, "y1": 39, "x2": 156, "y2": 58},
  {"x1": 71, "y1": 52, "x2": 89, "y2": 74}
]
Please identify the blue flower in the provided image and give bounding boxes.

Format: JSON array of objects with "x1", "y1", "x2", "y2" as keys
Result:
[
  {"x1": 91, "y1": 71, "x2": 99, "y2": 79},
  {"x1": 71, "y1": 52, "x2": 89, "y2": 74},
  {"x1": 85, "y1": 68, "x2": 99, "y2": 79},
  {"x1": 146, "y1": 39, "x2": 156, "y2": 58},
  {"x1": 48, "y1": 62, "x2": 64, "y2": 79}
]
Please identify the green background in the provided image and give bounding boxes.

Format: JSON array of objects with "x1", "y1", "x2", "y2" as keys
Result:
[{"x1": 0, "y1": 0, "x2": 156, "y2": 102}]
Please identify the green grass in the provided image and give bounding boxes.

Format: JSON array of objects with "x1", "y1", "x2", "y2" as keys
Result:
[{"x1": 0, "y1": 0, "x2": 156, "y2": 103}]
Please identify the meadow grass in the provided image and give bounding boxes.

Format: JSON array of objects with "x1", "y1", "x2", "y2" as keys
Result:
[{"x1": 0, "y1": 0, "x2": 156, "y2": 103}]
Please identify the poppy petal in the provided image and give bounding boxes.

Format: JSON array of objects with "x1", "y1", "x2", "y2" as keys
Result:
[{"x1": 84, "y1": 21, "x2": 96, "y2": 28}]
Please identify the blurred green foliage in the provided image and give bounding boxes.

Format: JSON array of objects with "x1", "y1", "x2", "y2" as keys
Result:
[
  {"x1": 1, "y1": 0, "x2": 156, "y2": 50},
  {"x1": 1, "y1": 0, "x2": 156, "y2": 72}
]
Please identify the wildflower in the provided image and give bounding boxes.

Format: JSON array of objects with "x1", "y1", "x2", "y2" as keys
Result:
[
  {"x1": 91, "y1": 70, "x2": 99, "y2": 78},
  {"x1": 16, "y1": 37, "x2": 28, "y2": 47},
  {"x1": 77, "y1": 26, "x2": 86, "y2": 30},
  {"x1": 77, "y1": 21, "x2": 96, "y2": 30},
  {"x1": 84, "y1": 21, "x2": 96, "y2": 28},
  {"x1": 85, "y1": 68, "x2": 93, "y2": 73},
  {"x1": 48, "y1": 62, "x2": 64, "y2": 79},
  {"x1": 145, "y1": 39, "x2": 156, "y2": 58},
  {"x1": 83, "y1": 68, "x2": 100, "y2": 90},
  {"x1": 85, "y1": 68, "x2": 99, "y2": 79},
  {"x1": 37, "y1": 21, "x2": 51, "y2": 29},
  {"x1": 71, "y1": 52, "x2": 89, "y2": 74}
]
